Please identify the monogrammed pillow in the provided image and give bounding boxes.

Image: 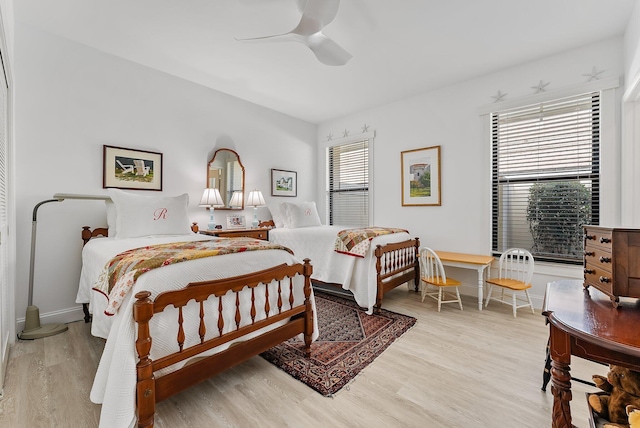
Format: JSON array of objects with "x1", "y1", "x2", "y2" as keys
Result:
[
  {"x1": 282, "y1": 201, "x2": 322, "y2": 228},
  {"x1": 108, "y1": 189, "x2": 193, "y2": 238}
]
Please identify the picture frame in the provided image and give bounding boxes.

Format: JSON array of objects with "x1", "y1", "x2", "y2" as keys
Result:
[
  {"x1": 401, "y1": 145, "x2": 441, "y2": 206},
  {"x1": 103, "y1": 145, "x2": 163, "y2": 191},
  {"x1": 226, "y1": 214, "x2": 246, "y2": 230},
  {"x1": 271, "y1": 168, "x2": 297, "y2": 197}
]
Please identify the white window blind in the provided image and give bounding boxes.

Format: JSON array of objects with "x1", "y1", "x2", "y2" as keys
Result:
[
  {"x1": 327, "y1": 139, "x2": 369, "y2": 227},
  {"x1": 226, "y1": 160, "x2": 242, "y2": 202},
  {"x1": 491, "y1": 92, "x2": 600, "y2": 263}
]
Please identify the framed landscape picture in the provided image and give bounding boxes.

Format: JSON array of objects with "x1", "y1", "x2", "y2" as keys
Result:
[
  {"x1": 103, "y1": 145, "x2": 163, "y2": 191},
  {"x1": 401, "y1": 145, "x2": 441, "y2": 206},
  {"x1": 271, "y1": 169, "x2": 297, "y2": 197}
]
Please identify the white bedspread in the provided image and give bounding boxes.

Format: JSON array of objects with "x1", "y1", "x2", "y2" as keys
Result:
[
  {"x1": 80, "y1": 234, "x2": 318, "y2": 428},
  {"x1": 268, "y1": 226, "x2": 411, "y2": 313}
]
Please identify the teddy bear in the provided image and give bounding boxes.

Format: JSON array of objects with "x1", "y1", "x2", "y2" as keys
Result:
[
  {"x1": 588, "y1": 365, "x2": 640, "y2": 427},
  {"x1": 604, "y1": 405, "x2": 640, "y2": 428},
  {"x1": 627, "y1": 405, "x2": 640, "y2": 428}
]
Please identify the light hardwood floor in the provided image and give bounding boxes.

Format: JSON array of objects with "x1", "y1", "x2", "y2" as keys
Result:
[{"x1": 0, "y1": 287, "x2": 606, "y2": 428}]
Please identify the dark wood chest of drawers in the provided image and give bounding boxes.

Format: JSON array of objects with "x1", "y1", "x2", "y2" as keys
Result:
[{"x1": 583, "y1": 225, "x2": 640, "y2": 307}]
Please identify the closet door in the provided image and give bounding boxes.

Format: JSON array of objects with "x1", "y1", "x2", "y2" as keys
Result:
[{"x1": 0, "y1": 47, "x2": 9, "y2": 392}]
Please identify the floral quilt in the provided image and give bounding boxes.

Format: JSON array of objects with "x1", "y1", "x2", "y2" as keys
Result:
[
  {"x1": 334, "y1": 227, "x2": 408, "y2": 258},
  {"x1": 93, "y1": 238, "x2": 292, "y2": 315}
]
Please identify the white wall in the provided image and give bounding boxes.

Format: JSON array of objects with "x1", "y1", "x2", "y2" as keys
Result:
[
  {"x1": 624, "y1": 0, "x2": 640, "y2": 81},
  {"x1": 14, "y1": 23, "x2": 316, "y2": 329},
  {"x1": 621, "y1": 0, "x2": 640, "y2": 226},
  {"x1": 0, "y1": 0, "x2": 13, "y2": 62},
  {"x1": 318, "y1": 37, "x2": 626, "y2": 308}
]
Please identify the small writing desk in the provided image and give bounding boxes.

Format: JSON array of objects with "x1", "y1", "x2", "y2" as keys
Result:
[
  {"x1": 543, "y1": 280, "x2": 640, "y2": 428},
  {"x1": 435, "y1": 251, "x2": 495, "y2": 311}
]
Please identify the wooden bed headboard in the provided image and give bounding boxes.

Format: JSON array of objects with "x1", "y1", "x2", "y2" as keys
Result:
[{"x1": 82, "y1": 223, "x2": 200, "y2": 246}]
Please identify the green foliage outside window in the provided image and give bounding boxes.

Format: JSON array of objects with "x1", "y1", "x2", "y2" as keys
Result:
[{"x1": 526, "y1": 182, "x2": 591, "y2": 258}]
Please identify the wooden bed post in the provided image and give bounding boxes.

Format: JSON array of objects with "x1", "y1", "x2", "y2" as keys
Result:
[
  {"x1": 374, "y1": 246, "x2": 384, "y2": 313},
  {"x1": 302, "y1": 258, "x2": 313, "y2": 358},
  {"x1": 134, "y1": 291, "x2": 156, "y2": 428}
]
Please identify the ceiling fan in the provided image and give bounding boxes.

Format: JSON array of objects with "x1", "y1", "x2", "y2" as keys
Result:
[{"x1": 236, "y1": 0, "x2": 352, "y2": 66}]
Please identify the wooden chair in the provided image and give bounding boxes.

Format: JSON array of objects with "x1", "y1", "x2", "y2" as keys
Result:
[
  {"x1": 419, "y1": 247, "x2": 463, "y2": 311},
  {"x1": 484, "y1": 248, "x2": 535, "y2": 318}
]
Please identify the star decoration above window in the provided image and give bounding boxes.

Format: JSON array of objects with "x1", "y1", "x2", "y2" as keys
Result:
[
  {"x1": 491, "y1": 91, "x2": 507, "y2": 102},
  {"x1": 343, "y1": 129, "x2": 349, "y2": 137},
  {"x1": 531, "y1": 80, "x2": 550, "y2": 93},
  {"x1": 362, "y1": 124, "x2": 370, "y2": 133},
  {"x1": 583, "y1": 67, "x2": 605, "y2": 81},
  {"x1": 327, "y1": 133, "x2": 333, "y2": 141}
]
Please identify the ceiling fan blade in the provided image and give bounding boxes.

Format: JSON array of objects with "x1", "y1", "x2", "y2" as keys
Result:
[
  {"x1": 294, "y1": 0, "x2": 341, "y2": 35},
  {"x1": 306, "y1": 32, "x2": 352, "y2": 66},
  {"x1": 235, "y1": 32, "x2": 291, "y2": 42}
]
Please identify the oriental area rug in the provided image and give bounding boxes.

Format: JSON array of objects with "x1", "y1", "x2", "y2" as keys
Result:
[{"x1": 260, "y1": 291, "x2": 416, "y2": 396}]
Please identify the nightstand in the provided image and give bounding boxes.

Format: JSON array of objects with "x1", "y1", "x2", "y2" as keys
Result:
[{"x1": 199, "y1": 228, "x2": 269, "y2": 241}]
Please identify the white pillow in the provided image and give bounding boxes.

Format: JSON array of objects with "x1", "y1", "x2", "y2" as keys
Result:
[
  {"x1": 108, "y1": 189, "x2": 193, "y2": 238},
  {"x1": 270, "y1": 203, "x2": 288, "y2": 228},
  {"x1": 283, "y1": 202, "x2": 322, "y2": 228},
  {"x1": 105, "y1": 200, "x2": 117, "y2": 237}
]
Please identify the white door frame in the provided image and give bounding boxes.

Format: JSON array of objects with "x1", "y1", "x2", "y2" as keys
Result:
[
  {"x1": 621, "y1": 70, "x2": 640, "y2": 226},
  {"x1": 0, "y1": 2, "x2": 14, "y2": 395}
]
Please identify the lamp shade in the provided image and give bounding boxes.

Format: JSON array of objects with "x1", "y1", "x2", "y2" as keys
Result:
[
  {"x1": 199, "y1": 188, "x2": 224, "y2": 207},
  {"x1": 246, "y1": 190, "x2": 265, "y2": 207},
  {"x1": 229, "y1": 191, "x2": 243, "y2": 208}
]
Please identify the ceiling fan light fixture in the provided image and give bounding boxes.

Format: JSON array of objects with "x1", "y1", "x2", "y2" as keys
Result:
[{"x1": 236, "y1": 0, "x2": 351, "y2": 66}]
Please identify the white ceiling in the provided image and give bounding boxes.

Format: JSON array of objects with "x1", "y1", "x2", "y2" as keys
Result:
[{"x1": 16, "y1": 0, "x2": 637, "y2": 124}]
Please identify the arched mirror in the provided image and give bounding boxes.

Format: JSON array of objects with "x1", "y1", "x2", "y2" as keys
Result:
[{"x1": 207, "y1": 149, "x2": 245, "y2": 210}]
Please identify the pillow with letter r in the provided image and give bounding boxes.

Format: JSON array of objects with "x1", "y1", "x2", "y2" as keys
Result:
[
  {"x1": 108, "y1": 188, "x2": 193, "y2": 238},
  {"x1": 283, "y1": 201, "x2": 322, "y2": 228}
]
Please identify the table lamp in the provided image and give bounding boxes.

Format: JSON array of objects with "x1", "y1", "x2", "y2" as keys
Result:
[
  {"x1": 246, "y1": 190, "x2": 265, "y2": 228},
  {"x1": 199, "y1": 188, "x2": 225, "y2": 230}
]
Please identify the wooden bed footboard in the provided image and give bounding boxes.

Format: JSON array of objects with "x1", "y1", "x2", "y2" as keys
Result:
[
  {"x1": 374, "y1": 238, "x2": 420, "y2": 313},
  {"x1": 133, "y1": 259, "x2": 314, "y2": 428}
]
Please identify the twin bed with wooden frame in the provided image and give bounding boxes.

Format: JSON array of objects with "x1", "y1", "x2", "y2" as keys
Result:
[
  {"x1": 80, "y1": 226, "x2": 315, "y2": 428},
  {"x1": 266, "y1": 222, "x2": 420, "y2": 314},
  {"x1": 77, "y1": 188, "x2": 323, "y2": 428}
]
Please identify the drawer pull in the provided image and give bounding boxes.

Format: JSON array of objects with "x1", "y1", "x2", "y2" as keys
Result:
[
  {"x1": 600, "y1": 237, "x2": 611, "y2": 244},
  {"x1": 599, "y1": 276, "x2": 611, "y2": 283},
  {"x1": 584, "y1": 251, "x2": 595, "y2": 257},
  {"x1": 599, "y1": 256, "x2": 611, "y2": 263},
  {"x1": 585, "y1": 234, "x2": 596, "y2": 240},
  {"x1": 584, "y1": 268, "x2": 594, "y2": 275}
]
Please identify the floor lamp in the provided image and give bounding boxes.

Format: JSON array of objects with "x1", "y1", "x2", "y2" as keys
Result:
[{"x1": 19, "y1": 193, "x2": 110, "y2": 340}]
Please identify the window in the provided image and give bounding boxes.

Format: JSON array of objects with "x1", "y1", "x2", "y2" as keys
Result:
[
  {"x1": 327, "y1": 139, "x2": 369, "y2": 227},
  {"x1": 491, "y1": 92, "x2": 600, "y2": 263}
]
